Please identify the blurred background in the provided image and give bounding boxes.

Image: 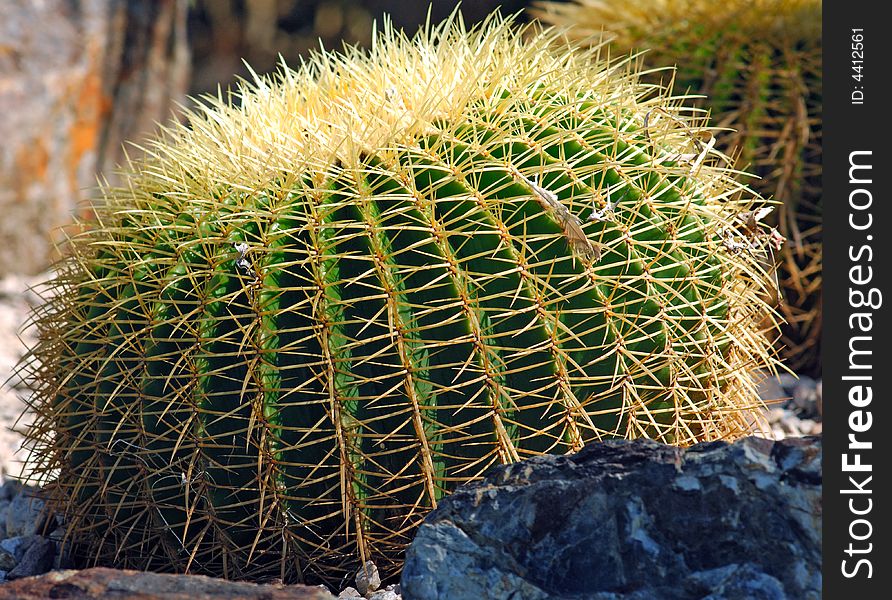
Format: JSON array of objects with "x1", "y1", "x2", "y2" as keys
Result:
[{"x1": 189, "y1": 0, "x2": 530, "y2": 98}]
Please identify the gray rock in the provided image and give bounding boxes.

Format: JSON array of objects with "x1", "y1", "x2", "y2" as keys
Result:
[
  {"x1": 402, "y1": 437, "x2": 821, "y2": 600},
  {"x1": 47, "y1": 526, "x2": 71, "y2": 570},
  {"x1": 355, "y1": 561, "x2": 380, "y2": 596},
  {"x1": 0, "y1": 480, "x2": 22, "y2": 502},
  {"x1": 0, "y1": 535, "x2": 32, "y2": 561},
  {"x1": 6, "y1": 535, "x2": 54, "y2": 579},
  {"x1": 367, "y1": 591, "x2": 400, "y2": 600},
  {"x1": 0, "y1": 551, "x2": 15, "y2": 571},
  {"x1": 5, "y1": 491, "x2": 47, "y2": 538},
  {"x1": 755, "y1": 372, "x2": 787, "y2": 403},
  {"x1": 776, "y1": 373, "x2": 799, "y2": 396},
  {"x1": 690, "y1": 563, "x2": 787, "y2": 600},
  {"x1": 337, "y1": 588, "x2": 362, "y2": 598},
  {"x1": 792, "y1": 376, "x2": 819, "y2": 417},
  {"x1": 799, "y1": 419, "x2": 820, "y2": 436},
  {"x1": 0, "y1": 499, "x2": 10, "y2": 532},
  {"x1": 780, "y1": 414, "x2": 805, "y2": 436}
]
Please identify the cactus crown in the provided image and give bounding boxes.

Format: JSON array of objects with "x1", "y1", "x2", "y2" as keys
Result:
[{"x1": 20, "y1": 11, "x2": 778, "y2": 586}]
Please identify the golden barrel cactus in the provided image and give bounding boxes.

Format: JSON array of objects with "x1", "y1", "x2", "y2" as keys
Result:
[
  {"x1": 534, "y1": 0, "x2": 822, "y2": 373},
  {"x1": 20, "y1": 13, "x2": 779, "y2": 586}
]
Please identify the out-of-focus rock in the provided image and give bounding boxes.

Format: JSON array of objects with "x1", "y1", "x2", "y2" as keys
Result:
[
  {"x1": 755, "y1": 371, "x2": 787, "y2": 404},
  {"x1": 0, "y1": 535, "x2": 32, "y2": 562},
  {"x1": 815, "y1": 380, "x2": 822, "y2": 416},
  {"x1": 792, "y1": 376, "x2": 820, "y2": 417},
  {"x1": 0, "y1": 482, "x2": 22, "y2": 503},
  {"x1": 355, "y1": 561, "x2": 380, "y2": 596},
  {"x1": 402, "y1": 437, "x2": 821, "y2": 600},
  {"x1": 0, "y1": 0, "x2": 189, "y2": 276},
  {"x1": 0, "y1": 567, "x2": 336, "y2": 599},
  {"x1": 367, "y1": 590, "x2": 400, "y2": 600},
  {"x1": 5, "y1": 536, "x2": 54, "y2": 580},
  {"x1": 5, "y1": 492, "x2": 46, "y2": 538},
  {"x1": 0, "y1": 551, "x2": 15, "y2": 572}
]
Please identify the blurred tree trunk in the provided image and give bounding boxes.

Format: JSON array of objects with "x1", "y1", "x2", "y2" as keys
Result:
[{"x1": 0, "y1": 0, "x2": 189, "y2": 276}]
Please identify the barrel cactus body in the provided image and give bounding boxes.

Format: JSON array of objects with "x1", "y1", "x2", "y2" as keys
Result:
[
  {"x1": 534, "y1": 0, "x2": 822, "y2": 373},
  {"x1": 21, "y1": 14, "x2": 778, "y2": 585}
]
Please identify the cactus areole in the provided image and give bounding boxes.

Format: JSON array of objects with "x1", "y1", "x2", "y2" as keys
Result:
[{"x1": 21, "y1": 13, "x2": 779, "y2": 586}]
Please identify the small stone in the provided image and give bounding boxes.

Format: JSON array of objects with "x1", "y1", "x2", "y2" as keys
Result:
[
  {"x1": 800, "y1": 420, "x2": 820, "y2": 435},
  {"x1": 6, "y1": 535, "x2": 55, "y2": 579},
  {"x1": 367, "y1": 590, "x2": 400, "y2": 600},
  {"x1": 0, "y1": 535, "x2": 34, "y2": 561},
  {"x1": 755, "y1": 373, "x2": 786, "y2": 403},
  {"x1": 766, "y1": 407, "x2": 786, "y2": 425},
  {"x1": 0, "y1": 480, "x2": 22, "y2": 502},
  {"x1": 337, "y1": 587, "x2": 363, "y2": 598},
  {"x1": 792, "y1": 377, "x2": 818, "y2": 415},
  {"x1": 0, "y1": 499, "x2": 10, "y2": 533},
  {"x1": 815, "y1": 379, "x2": 822, "y2": 417},
  {"x1": 780, "y1": 414, "x2": 803, "y2": 437},
  {"x1": 355, "y1": 560, "x2": 380, "y2": 596},
  {"x1": 5, "y1": 492, "x2": 47, "y2": 538},
  {"x1": 48, "y1": 526, "x2": 71, "y2": 569},
  {"x1": 794, "y1": 375, "x2": 816, "y2": 389},
  {"x1": 776, "y1": 373, "x2": 799, "y2": 395}
]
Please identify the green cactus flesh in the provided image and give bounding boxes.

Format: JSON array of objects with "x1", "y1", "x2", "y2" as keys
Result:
[
  {"x1": 22, "y1": 15, "x2": 777, "y2": 585},
  {"x1": 533, "y1": 0, "x2": 822, "y2": 373}
]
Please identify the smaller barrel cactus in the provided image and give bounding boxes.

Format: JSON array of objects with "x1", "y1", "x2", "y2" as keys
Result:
[
  {"x1": 534, "y1": 0, "x2": 823, "y2": 373},
  {"x1": 19, "y1": 12, "x2": 779, "y2": 587}
]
